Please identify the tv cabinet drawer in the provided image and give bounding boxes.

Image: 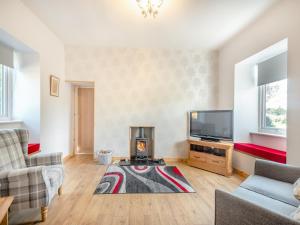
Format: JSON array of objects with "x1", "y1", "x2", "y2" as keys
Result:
[
  {"x1": 188, "y1": 151, "x2": 227, "y2": 174},
  {"x1": 190, "y1": 151, "x2": 225, "y2": 163},
  {"x1": 189, "y1": 151, "x2": 207, "y2": 162},
  {"x1": 206, "y1": 158, "x2": 225, "y2": 167}
]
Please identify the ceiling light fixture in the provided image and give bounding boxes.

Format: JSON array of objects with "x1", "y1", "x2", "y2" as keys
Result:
[{"x1": 136, "y1": 0, "x2": 164, "y2": 18}]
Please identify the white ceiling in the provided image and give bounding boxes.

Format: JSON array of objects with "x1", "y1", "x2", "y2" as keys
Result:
[{"x1": 22, "y1": 0, "x2": 278, "y2": 49}]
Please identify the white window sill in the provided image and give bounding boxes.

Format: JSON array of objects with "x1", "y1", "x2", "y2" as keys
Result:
[
  {"x1": 0, "y1": 120, "x2": 23, "y2": 125},
  {"x1": 250, "y1": 131, "x2": 286, "y2": 139}
]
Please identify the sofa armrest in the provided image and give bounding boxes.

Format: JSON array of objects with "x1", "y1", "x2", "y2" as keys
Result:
[
  {"x1": 25, "y1": 152, "x2": 63, "y2": 167},
  {"x1": 215, "y1": 189, "x2": 299, "y2": 225},
  {"x1": 8, "y1": 166, "x2": 46, "y2": 185},
  {"x1": 7, "y1": 167, "x2": 51, "y2": 210},
  {"x1": 255, "y1": 159, "x2": 300, "y2": 183}
]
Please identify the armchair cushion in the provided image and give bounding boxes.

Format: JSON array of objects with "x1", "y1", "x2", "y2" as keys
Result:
[
  {"x1": 0, "y1": 130, "x2": 26, "y2": 170},
  {"x1": 25, "y1": 152, "x2": 63, "y2": 167}
]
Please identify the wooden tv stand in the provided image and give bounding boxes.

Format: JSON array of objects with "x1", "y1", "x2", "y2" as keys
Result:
[{"x1": 187, "y1": 139, "x2": 233, "y2": 177}]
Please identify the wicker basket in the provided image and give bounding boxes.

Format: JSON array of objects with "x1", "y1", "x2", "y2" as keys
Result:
[{"x1": 97, "y1": 150, "x2": 112, "y2": 165}]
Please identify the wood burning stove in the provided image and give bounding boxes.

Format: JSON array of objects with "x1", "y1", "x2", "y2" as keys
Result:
[{"x1": 135, "y1": 127, "x2": 148, "y2": 160}]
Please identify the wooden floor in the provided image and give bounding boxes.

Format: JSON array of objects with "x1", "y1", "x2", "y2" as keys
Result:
[{"x1": 10, "y1": 155, "x2": 242, "y2": 225}]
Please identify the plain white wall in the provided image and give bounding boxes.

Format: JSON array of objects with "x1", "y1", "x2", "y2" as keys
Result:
[
  {"x1": 233, "y1": 63, "x2": 259, "y2": 174},
  {"x1": 13, "y1": 52, "x2": 40, "y2": 143},
  {"x1": 218, "y1": 0, "x2": 300, "y2": 168},
  {"x1": 0, "y1": 1, "x2": 72, "y2": 156},
  {"x1": 234, "y1": 63, "x2": 258, "y2": 143}
]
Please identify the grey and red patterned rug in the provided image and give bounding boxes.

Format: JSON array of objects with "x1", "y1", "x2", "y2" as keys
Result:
[{"x1": 94, "y1": 165, "x2": 195, "y2": 194}]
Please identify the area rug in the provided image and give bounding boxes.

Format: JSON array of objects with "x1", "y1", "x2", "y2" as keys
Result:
[{"x1": 94, "y1": 165, "x2": 195, "y2": 194}]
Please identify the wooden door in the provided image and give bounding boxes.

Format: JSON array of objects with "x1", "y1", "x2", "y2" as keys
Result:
[{"x1": 77, "y1": 88, "x2": 94, "y2": 154}]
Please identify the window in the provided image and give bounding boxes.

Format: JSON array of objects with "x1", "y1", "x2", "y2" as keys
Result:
[
  {"x1": 0, "y1": 64, "x2": 13, "y2": 120},
  {"x1": 259, "y1": 79, "x2": 287, "y2": 135}
]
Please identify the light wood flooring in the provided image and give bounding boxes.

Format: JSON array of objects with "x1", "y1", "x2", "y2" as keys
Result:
[{"x1": 10, "y1": 155, "x2": 243, "y2": 225}]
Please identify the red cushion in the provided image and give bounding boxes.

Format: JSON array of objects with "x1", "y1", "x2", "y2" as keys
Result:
[
  {"x1": 28, "y1": 143, "x2": 40, "y2": 155},
  {"x1": 234, "y1": 143, "x2": 286, "y2": 164}
]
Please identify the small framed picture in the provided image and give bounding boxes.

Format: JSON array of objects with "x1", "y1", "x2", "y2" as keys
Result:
[{"x1": 50, "y1": 75, "x2": 60, "y2": 97}]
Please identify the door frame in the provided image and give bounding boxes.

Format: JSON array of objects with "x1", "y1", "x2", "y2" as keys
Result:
[{"x1": 68, "y1": 81, "x2": 95, "y2": 156}]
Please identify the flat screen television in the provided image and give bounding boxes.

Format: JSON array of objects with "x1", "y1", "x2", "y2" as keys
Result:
[{"x1": 189, "y1": 110, "x2": 233, "y2": 141}]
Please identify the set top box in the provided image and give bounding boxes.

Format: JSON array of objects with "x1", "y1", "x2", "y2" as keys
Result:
[{"x1": 189, "y1": 110, "x2": 233, "y2": 142}]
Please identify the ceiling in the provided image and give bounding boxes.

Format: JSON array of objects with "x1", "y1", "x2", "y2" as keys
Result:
[{"x1": 22, "y1": 0, "x2": 278, "y2": 49}]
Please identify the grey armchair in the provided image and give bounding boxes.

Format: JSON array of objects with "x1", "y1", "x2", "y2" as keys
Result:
[
  {"x1": 215, "y1": 159, "x2": 300, "y2": 225},
  {"x1": 0, "y1": 129, "x2": 64, "y2": 222}
]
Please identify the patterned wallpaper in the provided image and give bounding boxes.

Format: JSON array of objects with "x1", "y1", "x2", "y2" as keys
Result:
[{"x1": 66, "y1": 47, "x2": 218, "y2": 158}]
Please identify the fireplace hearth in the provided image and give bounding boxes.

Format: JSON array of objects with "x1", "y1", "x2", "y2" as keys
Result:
[{"x1": 119, "y1": 158, "x2": 166, "y2": 166}]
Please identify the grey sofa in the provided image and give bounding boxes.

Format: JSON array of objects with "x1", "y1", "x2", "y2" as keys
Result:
[{"x1": 215, "y1": 159, "x2": 300, "y2": 225}]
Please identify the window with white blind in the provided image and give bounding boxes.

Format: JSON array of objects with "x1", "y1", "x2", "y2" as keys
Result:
[
  {"x1": 0, "y1": 64, "x2": 13, "y2": 120},
  {"x1": 257, "y1": 52, "x2": 287, "y2": 135}
]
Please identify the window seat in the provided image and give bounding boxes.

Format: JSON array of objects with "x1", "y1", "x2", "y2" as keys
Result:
[
  {"x1": 234, "y1": 143, "x2": 286, "y2": 164},
  {"x1": 28, "y1": 143, "x2": 40, "y2": 155}
]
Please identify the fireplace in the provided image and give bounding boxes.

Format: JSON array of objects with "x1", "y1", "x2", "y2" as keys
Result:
[
  {"x1": 135, "y1": 128, "x2": 149, "y2": 160},
  {"x1": 130, "y1": 126, "x2": 154, "y2": 161},
  {"x1": 121, "y1": 126, "x2": 165, "y2": 166}
]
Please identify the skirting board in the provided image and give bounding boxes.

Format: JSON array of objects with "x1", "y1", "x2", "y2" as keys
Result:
[
  {"x1": 233, "y1": 168, "x2": 249, "y2": 179},
  {"x1": 63, "y1": 154, "x2": 74, "y2": 163},
  {"x1": 163, "y1": 158, "x2": 187, "y2": 163},
  {"x1": 112, "y1": 157, "x2": 130, "y2": 161}
]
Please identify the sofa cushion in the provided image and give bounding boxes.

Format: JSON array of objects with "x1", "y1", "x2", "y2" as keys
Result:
[
  {"x1": 233, "y1": 187, "x2": 297, "y2": 217},
  {"x1": 241, "y1": 175, "x2": 300, "y2": 207},
  {"x1": 0, "y1": 130, "x2": 26, "y2": 171},
  {"x1": 293, "y1": 178, "x2": 300, "y2": 200}
]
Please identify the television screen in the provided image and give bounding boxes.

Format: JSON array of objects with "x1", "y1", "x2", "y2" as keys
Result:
[{"x1": 190, "y1": 110, "x2": 233, "y2": 140}]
